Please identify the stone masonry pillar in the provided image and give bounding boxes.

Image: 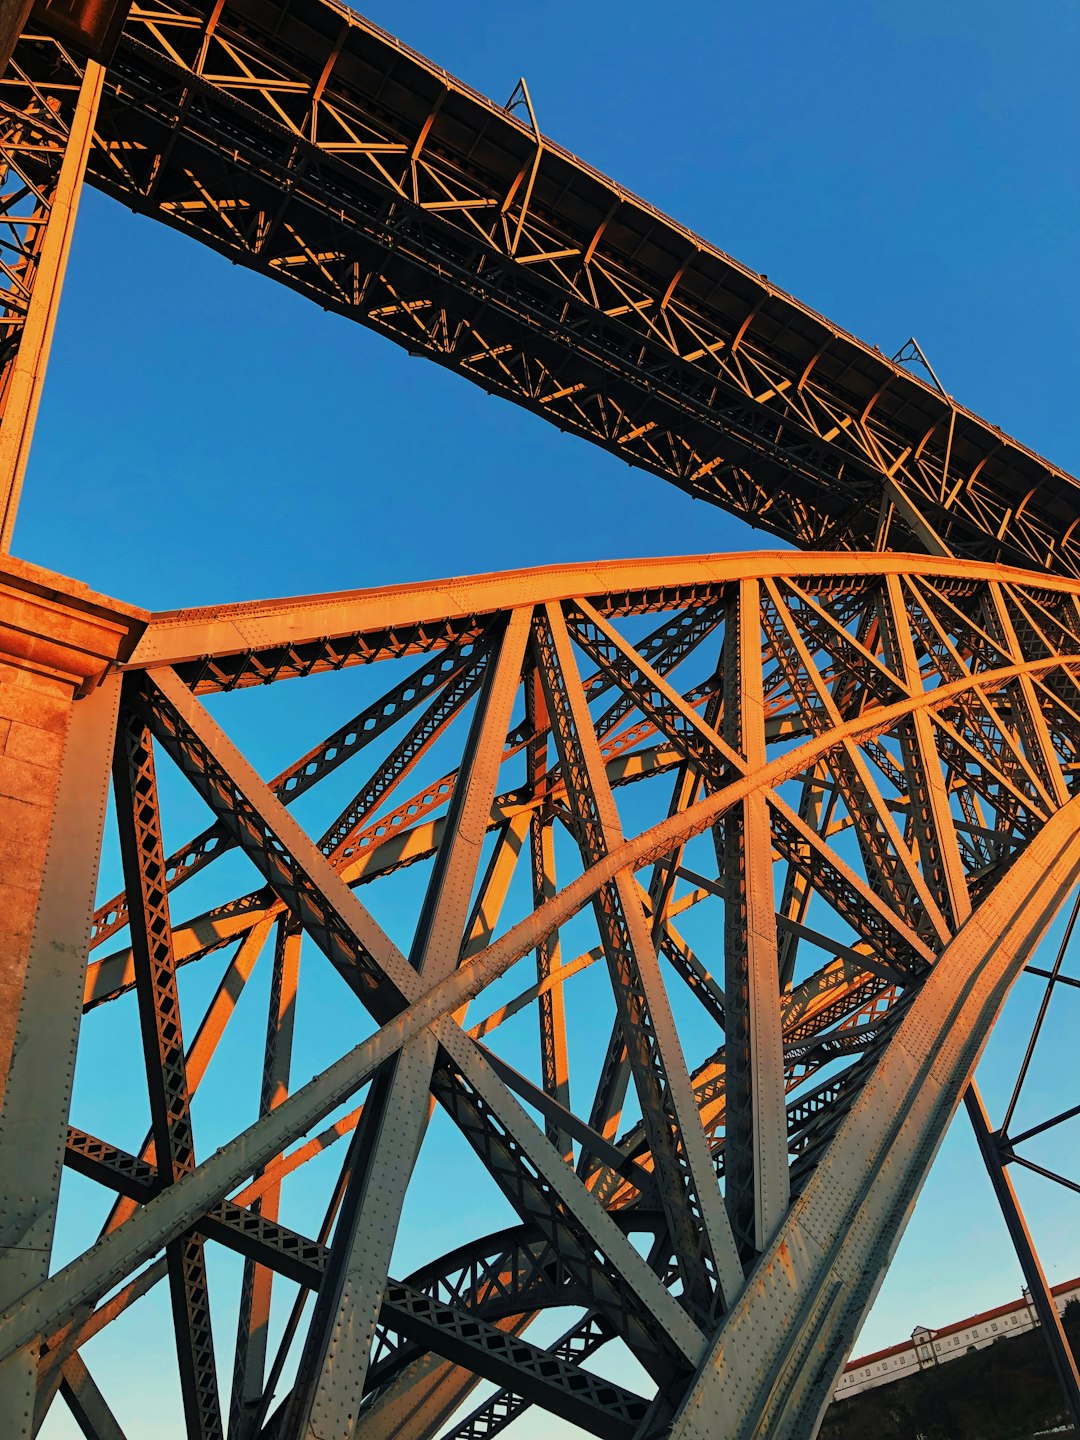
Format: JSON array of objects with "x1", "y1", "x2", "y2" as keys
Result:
[{"x1": 0, "y1": 557, "x2": 146, "y2": 1436}]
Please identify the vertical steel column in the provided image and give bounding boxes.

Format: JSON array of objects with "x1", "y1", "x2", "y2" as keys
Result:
[
  {"x1": 0, "y1": 675, "x2": 120, "y2": 1438},
  {"x1": 533, "y1": 601, "x2": 742, "y2": 1315},
  {"x1": 964, "y1": 1086, "x2": 1080, "y2": 1429},
  {"x1": 283, "y1": 610, "x2": 530, "y2": 1439},
  {"x1": 968, "y1": 1102, "x2": 1080, "y2": 1424},
  {"x1": 669, "y1": 795, "x2": 1080, "y2": 1439},
  {"x1": 525, "y1": 666, "x2": 571, "y2": 1159},
  {"x1": 228, "y1": 916, "x2": 300, "y2": 1440},
  {"x1": 882, "y1": 572, "x2": 971, "y2": 933},
  {"x1": 721, "y1": 576, "x2": 788, "y2": 1258},
  {"x1": 111, "y1": 696, "x2": 223, "y2": 1440},
  {"x1": 0, "y1": 54, "x2": 103, "y2": 549}
]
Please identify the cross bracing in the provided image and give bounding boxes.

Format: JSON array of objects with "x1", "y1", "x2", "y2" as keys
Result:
[
  {"x1": 2, "y1": 15, "x2": 1080, "y2": 568},
  {"x1": 4, "y1": 553, "x2": 1080, "y2": 1438},
  {"x1": 0, "y1": 4, "x2": 1078, "y2": 1438}
]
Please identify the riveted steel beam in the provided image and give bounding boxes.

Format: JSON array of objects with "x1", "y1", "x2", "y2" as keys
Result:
[
  {"x1": 20, "y1": 0, "x2": 1074, "y2": 570},
  {"x1": 532, "y1": 600, "x2": 742, "y2": 1318},
  {"x1": 283, "y1": 610, "x2": 528, "y2": 1437},
  {"x1": 720, "y1": 578, "x2": 788, "y2": 1258},
  {"x1": 111, "y1": 694, "x2": 222, "y2": 1439},
  {"x1": 6, "y1": 556, "x2": 1080, "y2": 1440},
  {"x1": 0, "y1": 54, "x2": 104, "y2": 549},
  {"x1": 669, "y1": 793, "x2": 1080, "y2": 1439}
]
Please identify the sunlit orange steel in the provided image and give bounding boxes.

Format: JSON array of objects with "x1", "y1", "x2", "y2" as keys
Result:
[{"x1": 0, "y1": 0, "x2": 1078, "y2": 1433}]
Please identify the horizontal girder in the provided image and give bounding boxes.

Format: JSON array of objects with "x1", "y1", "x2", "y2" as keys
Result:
[
  {"x1": 6, "y1": 11, "x2": 1079, "y2": 569},
  {"x1": 7, "y1": 550, "x2": 1080, "y2": 1440}
]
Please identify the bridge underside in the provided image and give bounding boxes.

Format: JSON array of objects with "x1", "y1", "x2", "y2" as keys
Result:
[
  {"x1": 1, "y1": 551, "x2": 1079, "y2": 1439},
  {"x1": 3, "y1": 17, "x2": 1080, "y2": 572},
  {"x1": 0, "y1": 6, "x2": 1078, "y2": 1439}
]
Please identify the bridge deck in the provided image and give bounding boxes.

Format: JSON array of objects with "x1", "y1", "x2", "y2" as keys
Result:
[{"x1": 18, "y1": 0, "x2": 1080, "y2": 568}]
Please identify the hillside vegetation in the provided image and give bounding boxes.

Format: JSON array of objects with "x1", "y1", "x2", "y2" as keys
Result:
[{"x1": 820, "y1": 1307, "x2": 1080, "y2": 1440}]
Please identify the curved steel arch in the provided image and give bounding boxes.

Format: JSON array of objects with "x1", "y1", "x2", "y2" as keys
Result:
[
  {"x1": 3, "y1": 553, "x2": 1080, "y2": 1440},
  {"x1": 0, "y1": 12, "x2": 1075, "y2": 1436}
]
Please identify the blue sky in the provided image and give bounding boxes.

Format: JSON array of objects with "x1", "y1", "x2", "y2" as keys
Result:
[{"x1": 19, "y1": 1, "x2": 1080, "y2": 1434}]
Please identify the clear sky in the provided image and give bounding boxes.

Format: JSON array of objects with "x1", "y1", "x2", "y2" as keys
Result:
[{"x1": 19, "y1": 1, "x2": 1080, "y2": 1435}]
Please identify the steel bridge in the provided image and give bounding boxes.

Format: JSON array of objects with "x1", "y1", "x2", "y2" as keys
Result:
[{"x1": 0, "y1": 4, "x2": 1077, "y2": 1439}]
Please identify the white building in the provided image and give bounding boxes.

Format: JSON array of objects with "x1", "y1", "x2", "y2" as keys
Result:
[{"x1": 833, "y1": 1276, "x2": 1080, "y2": 1401}]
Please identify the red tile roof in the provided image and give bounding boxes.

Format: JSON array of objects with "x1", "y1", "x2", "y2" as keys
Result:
[{"x1": 844, "y1": 1276, "x2": 1080, "y2": 1374}]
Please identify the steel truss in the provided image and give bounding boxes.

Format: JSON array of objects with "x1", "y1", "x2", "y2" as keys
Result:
[
  {"x1": 3, "y1": 553, "x2": 1080, "y2": 1438},
  {"x1": 0, "y1": 37, "x2": 102, "y2": 544},
  {"x1": 5, "y1": 8, "x2": 1080, "y2": 573},
  {"x1": 1, "y1": 6, "x2": 1079, "y2": 1438}
]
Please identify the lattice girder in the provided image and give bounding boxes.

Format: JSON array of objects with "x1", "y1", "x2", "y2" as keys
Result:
[
  {"x1": 5, "y1": 10, "x2": 1080, "y2": 572},
  {"x1": 1, "y1": 551, "x2": 1078, "y2": 1440}
]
